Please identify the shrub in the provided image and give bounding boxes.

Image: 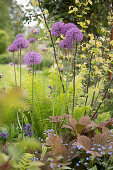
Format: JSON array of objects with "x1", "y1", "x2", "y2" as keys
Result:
[
  {"x1": 0, "y1": 30, "x2": 9, "y2": 54},
  {"x1": 0, "y1": 53, "x2": 11, "y2": 64}
]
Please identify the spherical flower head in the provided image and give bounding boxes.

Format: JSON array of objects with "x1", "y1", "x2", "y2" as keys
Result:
[
  {"x1": 59, "y1": 38, "x2": 73, "y2": 49},
  {"x1": 64, "y1": 23, "x2": 77, "y2": 34},
  {"x1": 24, "y1": 51, "x2": 42, "y2": 65},
  {"x1": 8, "y1": 44, "x2": 18, "y2": 52},
  {"x1": 66, "y1": 27, "x2": 83, "y2": 42},
  {"x1": 31, "y1": 28, "x2": 40, "y2": 34},
  {"x1": 51, "y1": 22, "x2": 65, "y2": 36},
  {"x1": 1, "y1": 131, "x2": 8, "y2": 138},
  {"x1": 9, "y1": 62, "x2": 14, "y2": 66},
  {"x1": 16, "y1": 33, "x2": 24, "y2": 38},
  {"x1": 12, "y1": 38, "x2": 29, "y2": 49},
  {"x1": 29, "y1": 38, "x2": 35, "y2": 43}
]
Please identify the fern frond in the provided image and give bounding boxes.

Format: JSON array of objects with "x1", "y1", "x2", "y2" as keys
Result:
[{"x1": 23, "y1": 74, "x2": 53, "y2": 137}]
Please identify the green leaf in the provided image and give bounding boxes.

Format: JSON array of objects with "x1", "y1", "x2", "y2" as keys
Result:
[
  {"x1": 89, "y1": 165, "x2": 97, "y2": 170},
  {"x1": 40, "y1": 145, "x2": 47, "y2": 160},
  {"x1": 62, "y1": 166, "x2": 72, "y2": 169}
]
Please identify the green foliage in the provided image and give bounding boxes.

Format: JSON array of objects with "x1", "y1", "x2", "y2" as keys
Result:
[
  {"x1": 18, "y1": 153, "x2": 34, "y2": 170},
  {"x1": 23, "y1": 75, "x2": 52, "y2": 137},
  {"x1": 0, "y1": 0, "x2": 12, "y2": 33},
  {"x1": 8, "y1": 138, "x2": 41, "y2": 160},
  {"x1": 0, "y1": 89, "x2": 28, "y2": 127},
  {"x1": 73, "y1": 106, "x2": 91, "y2": 120},
  {"x1": 0, "y1": 53, "x2": 11, "y2": 64},
  {"x1": 95, "y1": 112, "x2": 111, "y2": 124},
  {"x1": 0, "y1": 30, "x2": 9, "y2": 54},
  {"x1": 42, "y1": 56, "x2": 53, "y2": 68}
]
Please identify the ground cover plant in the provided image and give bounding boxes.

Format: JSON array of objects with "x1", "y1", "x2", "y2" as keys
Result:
[{"x1": 0, "y1": 0, "x2": 113, "y2": 169}]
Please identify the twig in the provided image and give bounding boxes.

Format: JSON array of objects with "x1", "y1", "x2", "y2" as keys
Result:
[
  {"x1": 89, "y1": 75, "x2": 99, "y2": 116},
  {"x1": 91, "y1": 77, "x2": 113, "y2": 120},
  {"x1": 37, "y1": 0, "x2": 65, "y2": 93}
]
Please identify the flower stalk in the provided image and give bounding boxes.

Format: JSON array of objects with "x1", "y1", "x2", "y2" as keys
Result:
[{"x1": 72, "y1": 42, "x2": 77, "y2": 113}]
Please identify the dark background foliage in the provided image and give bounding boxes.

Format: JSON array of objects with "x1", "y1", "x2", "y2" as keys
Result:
[{"x1": 40, "y1": 0, "x2": 112, "y2": 35}]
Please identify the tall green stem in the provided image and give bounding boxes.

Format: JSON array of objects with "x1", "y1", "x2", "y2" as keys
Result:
[
  {"x1": 53, "y1": 54, "x2": 59, "y2": 117},
  {"x1": 72, "y1": 42, "x2": 77, "y2": 113},
  {"x1": 32, "y1": 65, "x2": 35, "y2": 135},
  {"x1": 62, "y1": 52, "x2": 73, "y2": 115},
  {"x1": 13, "y1": 52, "x2": 17, "y2": 86},
  {"x1": 20, "y1": 48, "x2": 22, "y2": 88}
]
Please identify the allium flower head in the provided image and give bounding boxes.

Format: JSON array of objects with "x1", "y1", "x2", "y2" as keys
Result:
[
  {"x1": 51, "y1": 22, "x2": 65, "y2": 36},
  {"x1": 9, "y1": 62, "x2": 14, "y2": 66},
  {"x1": 59, "y1": 38, "x2": 73, "y2": 49},
  {"x1": 12, "y1": 38, "x2": 29, "y2": 49},
  {"x1": 31, "y1": 27, "x2": 40, "y2": 34},
  {"x1": 66, "y1": 27, "x2": 83, "y2": 42},
  {"x1": 8, "y1": 44, "x2": 18, "y2": 52},
  {"x1": 16, "y1": 33, "x2": 24, "y2": 38},
  {"x1": 63, "y1": 23, "x2": 77, "y2": 34},
  {"x1": 29, "y1": 38, "x2": 35, "y2": 43},
  {"x1": 1, "y1": 131, "x2": 8, "y2": 138},
  {"x1": 24, "y1": 51, "x2": 42, "y2": 65}
]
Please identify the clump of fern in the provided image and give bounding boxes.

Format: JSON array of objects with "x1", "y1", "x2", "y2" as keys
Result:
[{"x1": 23, "y1": 74, "x2": 53, "y2": 137}]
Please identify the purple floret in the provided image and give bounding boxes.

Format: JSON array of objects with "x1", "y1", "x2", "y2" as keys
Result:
[
  {"x1": 63, "y1": 23, "x2": 77, "y2": 34},
  {"x1": 51, "y1": 22, "x2": 65, "y2": 36},
  {"x1": 48, "y1": 86, "x2": 52, "y2": 90},
  {"x1": 66, "y1": 27, "x2": 83, "y2": 42},
  {"x1": 24, "y1": 51, "x2": 42, "y2": 65},
  {"x1": 16, "y1": 33, "x2": 24, "y2": 38},
  {"x1": 59, "y1": 39, "x2": 73, "y2": 49},
  {"x1": 31, "y1": 28, "x2": 40, "y2": 34},
  {"x1": 23, "y1": 124, "x2": 32, "y2": 131},
  {"x1": 8, "y1": 44, "x2": 18, "y2": 52},
  {"x1": 9, "y1": 62, "x2": 14, "y2": 66},
  {"x1": 12, "y1": 38, "x2": 29, "y2": 49},
  {"x1": 1, "y1": 131, "x2": 8, "y2": 138},
  {"x1": 26, "y1": 130, "x2": 32, "y2": 136},
  {"x1": 29, "y1": 38, "x2": 35, "y2": 43}
]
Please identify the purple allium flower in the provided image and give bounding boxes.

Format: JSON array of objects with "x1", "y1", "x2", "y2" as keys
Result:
[
  {"x1": 59, "y1": 39, "x2": 73, "y2": 49},
  {"x1": 16, "y1": 33, "x2": 24, "y2": 38},
  {"x1": 29, "y1": 38, "x2": 35, "y2": 43},
  {"x1": 1, "y1": 131, "x2": 8, "y2": 138},
  {"x1": 63, "y1": 23, "x2": 77, "y2": 34},
  {"x1": 66, "y1": 27, "x2": 83, "y2": 42},
  {"x1": 8, "y1": 45, "x2": 18, "y2": 52},
  {"x1": 23, "y1": 124, "x2": 32, "y2": 131},
  {"x1": 31, "y1": 28, "x2": 40, "y2": 34},
  {"x1": 24, "y1": 51, "x2": 42, "y2": 65},
  {"x1": 12, "y1": 38, "x2": 29, "y2": 49},
  {"x1": 9, "y1": 62, "x2": 14, "y2": 66},
  {"x1": 51, "y1": 22, "x2": 65, "y2": 36}
]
